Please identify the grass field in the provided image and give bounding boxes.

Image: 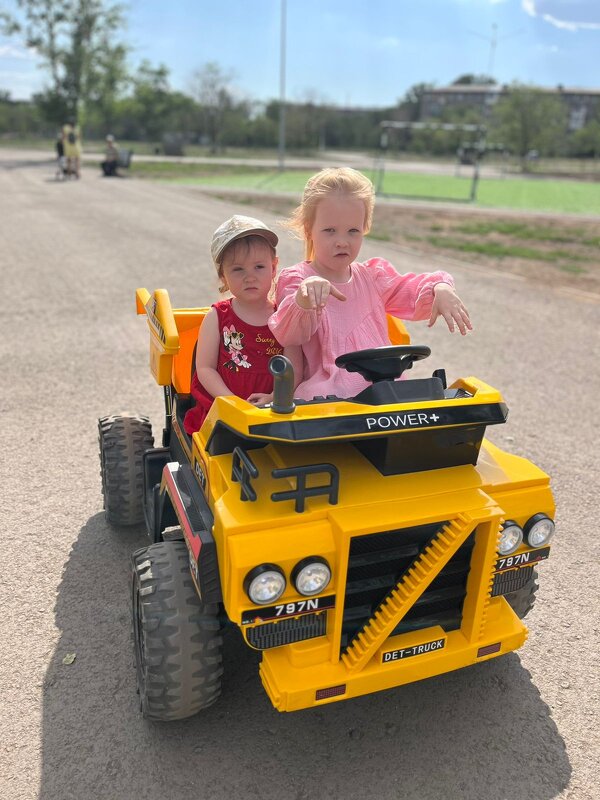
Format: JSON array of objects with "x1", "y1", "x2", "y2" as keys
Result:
[
  {"x1": 208, "y1": 189, "x2": 600, "y2": 295},
  {"x1": 129, "y1": 162, "x2": 600, "y2": 215}
]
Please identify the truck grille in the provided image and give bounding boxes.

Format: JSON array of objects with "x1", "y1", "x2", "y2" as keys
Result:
[
  {"x1": 491, "y1": 565, "x2": 533, "y2": 596},
  {"x1": 341, "y1": 522, "x2": 475, "y2": 650},
  {"x1": 246, "y1": 613, "x2": 326, "y2": 650}
]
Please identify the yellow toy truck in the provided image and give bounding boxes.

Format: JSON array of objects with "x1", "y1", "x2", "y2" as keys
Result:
[{"x1": 98, "y1": 288, "x2": 555, "y2": 720}]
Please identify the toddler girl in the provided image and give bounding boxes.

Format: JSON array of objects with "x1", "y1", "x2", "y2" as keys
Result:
[
  {"x1": 268, "y1": 167, "x2": 472, "y2": 400},
  {"x1": 183, "y1": 215, "x2": 284, "y2": 434}
]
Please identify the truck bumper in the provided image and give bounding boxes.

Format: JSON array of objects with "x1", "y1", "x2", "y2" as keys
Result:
[{"x1": 260, "y1": 597, "x2": 526, "y2": 712}]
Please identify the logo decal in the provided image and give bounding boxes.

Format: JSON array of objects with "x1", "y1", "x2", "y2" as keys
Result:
[
  {"x1": 366, "y1": 412, "x2": 440, "y2": 431},
  {"x1": 382, "y1": 637, "x2": 445, "y2": 663},
  {"x1": 188, "y1": 547, "x2": 199, "y2": 584},
  {"x1": 194, "y1": 459, "x2": 206, "y2": 490}
]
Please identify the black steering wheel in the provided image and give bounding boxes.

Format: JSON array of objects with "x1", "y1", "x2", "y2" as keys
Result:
[{"x1": 335, "y1": 345, "x2": 430, "y2": 383}]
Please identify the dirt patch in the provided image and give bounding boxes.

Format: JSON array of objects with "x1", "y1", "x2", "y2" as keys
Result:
[
  {"x1": 371, "y1": 206, "x2": 600, "y2": 295},
  {"x1": 211, "y1": 191, "x2": 600, "y2": 295}
]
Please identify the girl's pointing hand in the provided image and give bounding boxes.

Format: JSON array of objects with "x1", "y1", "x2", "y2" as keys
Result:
[{"x1": 296, "y1": 276, "x2": 346, "y2": 315}]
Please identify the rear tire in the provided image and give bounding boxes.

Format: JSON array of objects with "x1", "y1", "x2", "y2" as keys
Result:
[
  {"x1": 132, "y1": 541, "x2": 223, "y2": 721},
  {"x1": 98, "y1": 414, "x2": 153, "y2": 526},
  {"x1": 505, "y1": 568, "x2": 539, "y2": 619}
]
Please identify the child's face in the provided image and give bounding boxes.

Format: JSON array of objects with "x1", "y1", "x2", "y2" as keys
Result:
[
  {"x1": 220, "y1": 239, "x2": 277, "y2": 302},
  {"x1": 310, "y1": 193, "x2": 365, "y2": 276}
]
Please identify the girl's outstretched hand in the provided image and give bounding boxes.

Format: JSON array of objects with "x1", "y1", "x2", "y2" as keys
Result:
[
  {"x1": 428, "y1": 283, "x2": 473, "y2": 335},
  {"x1": 296, "y1": 276, "x2": 346, "y2": 315}
]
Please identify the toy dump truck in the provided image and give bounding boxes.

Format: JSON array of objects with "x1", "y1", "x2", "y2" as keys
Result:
[{"x1": 98, "y1": 288, "x2": 555, "y2": 719}]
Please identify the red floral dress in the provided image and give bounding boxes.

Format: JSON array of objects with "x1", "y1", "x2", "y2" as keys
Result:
[{"x1": 183, "y1": 299, "x2": 283, "y2": 434}]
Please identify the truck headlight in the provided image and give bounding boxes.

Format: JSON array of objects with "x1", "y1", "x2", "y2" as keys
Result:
[
  {"x1": 524, "y1": 514, "x2": 555, "y2": 548},
  {"x1": 293, "y1": 557, "x2": 332, "y2": 596},
  {"x1": 244, "y1": 565, "x2": 286, "y2": 605},
  {"x1": 498, "y1": 521, "x2": 523, "y2": 555}
]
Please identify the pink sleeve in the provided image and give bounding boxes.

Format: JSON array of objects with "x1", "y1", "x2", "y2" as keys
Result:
[
  {"x1": 367, "y1": 258, "x2": 454, "y2": 321},
  {"x1": 268, "y1": 267, "x2": 321, "y2": 346}
]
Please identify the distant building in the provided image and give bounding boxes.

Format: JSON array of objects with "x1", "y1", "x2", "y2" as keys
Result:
[{"x1": 420, "y1": 85, "x2": 600, "y2": 131}]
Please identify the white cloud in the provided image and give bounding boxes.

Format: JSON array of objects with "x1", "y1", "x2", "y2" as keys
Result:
[
  {"x1": 0, "y1": 70, "x2": 43, "y2": 99},
  {"x1": 522, "y1": 1, "x2": 600, "y2": 30},
  {"x1": 0, "y1": 44, "x2": 37, "y2": 60}
]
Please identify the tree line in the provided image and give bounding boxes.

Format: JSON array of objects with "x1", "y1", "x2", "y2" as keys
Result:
[{"x1": 1, "y1": 2, "x2": 599, "y2": 162}]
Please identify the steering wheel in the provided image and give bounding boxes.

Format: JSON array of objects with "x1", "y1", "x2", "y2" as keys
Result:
[{"x1": 335, "y1": 345, "x2": 430, "y2": 383}]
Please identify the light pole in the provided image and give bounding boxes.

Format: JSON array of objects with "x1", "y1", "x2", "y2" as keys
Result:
[
  {"x1": 278, "y1": 0, "x2": 287, "y2": 172},
  {"x1": 468, "y1": 23, "x2": 523, "y2": 82}
]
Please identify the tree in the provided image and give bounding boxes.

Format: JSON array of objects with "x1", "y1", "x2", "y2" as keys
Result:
[
  {"x1": 0, "y1": 94, "x2": 42, "y2": 136},
  {"x1": 570, "y1": 121, "x2": 600, "y2": 158},
  {"x1": 452, "y1": 74, "x2": 496, "y2": 86},
  {"x1": 397, "y1": 82, "x2": 435, "y2": 122},
  {"x1": 4, "y1": 0, "x2": 129, "y2": 125},
  {"x1": 188, "y1": 62, "x2": 234, "y2": 152},
  {"x1": 491, "y1": 83, "x2": 568, "y2": 168},
  {"x1": 130, "y1": 61, "x2": 172, "y2": 141}
]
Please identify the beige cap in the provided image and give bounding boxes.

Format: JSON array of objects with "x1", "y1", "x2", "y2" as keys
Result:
[{"x1": 210, "y1": 215, "x2": 278, "y2": 265}]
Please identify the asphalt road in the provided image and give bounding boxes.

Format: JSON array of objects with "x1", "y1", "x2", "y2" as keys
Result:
[{"x1": 1, "y1": 154, "x2": 598, "y2": 800}]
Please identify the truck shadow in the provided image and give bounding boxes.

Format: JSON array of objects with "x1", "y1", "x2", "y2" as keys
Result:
[{"x1": 39, "y1": 514, "x2": 571, "y2": 800}]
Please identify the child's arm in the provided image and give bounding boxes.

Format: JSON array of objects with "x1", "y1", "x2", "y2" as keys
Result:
[
  {"x1": 268, "y1": 269, "x2": 345, "y2": 346},
  {"x1": 246, "y1": 345, "x2": 303, "y2": 405},
  {"x1": 246, "y1": 391, "x2": 273, "y2": 405},
  {"x1": 284, "y1": 345, "x2": 304, "y2": 389},
  {"x1": 194, "y1": 308, "x2": 233, "y2": 399},
  {"x1": 368, "y1": 259, "x2": 472, "y2": 335},
  {"x1": 427, "y1": 282, "x2": 472, "y2": 335},
  {"x1": 295, "y1": 276, "x2": 346, "y2": 316}
]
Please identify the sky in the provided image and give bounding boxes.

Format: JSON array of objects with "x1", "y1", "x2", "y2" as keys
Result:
[{"x1": 1, "y1": 0, "x2": 599, "y2": 107}]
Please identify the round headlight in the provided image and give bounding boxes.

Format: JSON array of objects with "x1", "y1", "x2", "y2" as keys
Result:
[
  {"x1": 525, "y1": 514, "x2": 555, "y2": 548},
  {"x1": 292, "y1": 557, "x2": 332, "y2": 597},
  {"x1": 498, "y1": 521, "x2": 523, "y2": 555},
  {"x1": 244, "y1": 564, "x2": 286, "y2": 605}
]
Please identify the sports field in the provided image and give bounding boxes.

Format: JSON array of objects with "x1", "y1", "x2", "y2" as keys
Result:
[{"x1": 134, "y1": 164, "x2": 600, "y2": 215}]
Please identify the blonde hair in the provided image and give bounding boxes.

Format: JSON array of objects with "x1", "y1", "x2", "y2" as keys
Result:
[
  {"x1": 217, "y1": 234, "x2": 277, "y2": 294},
  {"x1": 285, "y1": 167, "x2": 375, "y2": 261}
]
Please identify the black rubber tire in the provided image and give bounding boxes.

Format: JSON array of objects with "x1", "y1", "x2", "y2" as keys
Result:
[
  {"x1": 131, "y1": 541, "x2": 223, "y2": 721},
  {"x1": 505, "y1": 568, "x2": 539, "y2": 619},
  {"x1": 98, "y1": 414, "x2": 153, "y2": 526}
]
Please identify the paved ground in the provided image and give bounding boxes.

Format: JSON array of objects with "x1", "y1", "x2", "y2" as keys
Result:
[
  {"x1": 1, "y1": 154, "x2": 598, "y2": 800},
  {"x1": 1, "y1": 144, "x2": 509, "y2": 177}
]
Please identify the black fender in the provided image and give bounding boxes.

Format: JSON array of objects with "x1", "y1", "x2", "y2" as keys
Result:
[{"x1": 159, "y1": 461, "x2": 222, "y2": 604}]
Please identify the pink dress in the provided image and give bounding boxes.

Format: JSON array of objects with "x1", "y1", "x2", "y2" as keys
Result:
[
  {"x1": 184, "y1": 300, "x2": 283, "y2": 434},
  {"x1": 268, "y1": 258, "x2": 453, "y2": 400}
]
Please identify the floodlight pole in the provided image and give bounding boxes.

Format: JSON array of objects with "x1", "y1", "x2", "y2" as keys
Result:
[
  {"x1": 278, "y1": 0, "x2": 287, "y2": 172},
  {"x1": 488, "y1": 23, "x2": 498, "y2": 77}
]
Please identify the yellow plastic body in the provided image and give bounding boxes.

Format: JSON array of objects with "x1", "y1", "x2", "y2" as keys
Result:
[{"x1": 137, "y1": 288, "x2": 555, "y2": 712}]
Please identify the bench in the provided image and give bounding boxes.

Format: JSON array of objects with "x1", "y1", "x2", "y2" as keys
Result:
[{"x1": 117, "y1": 149, "x2": 133, "y2": 170}]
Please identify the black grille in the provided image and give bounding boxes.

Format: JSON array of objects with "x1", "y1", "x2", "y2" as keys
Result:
[
  {"x1": 341, "y1": 522, "x2": 475, "y2": 650},
  {"x1": 492, "y1": 565, "x2": 533, "y2": 596},
  {"x1": 246, "y1": 613, "x2": 326, "y2": 650}
]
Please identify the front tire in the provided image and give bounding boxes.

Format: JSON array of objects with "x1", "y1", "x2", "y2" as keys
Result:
[
  {"x1": 505, "y1": 568, "x2": 539, "y2": 619},
  {"x1": 98, "y1": 414, "x2": 153, "y2": 526},
  {"x1": 132, "y1": 541, "x2": 223, "y2": 721}
]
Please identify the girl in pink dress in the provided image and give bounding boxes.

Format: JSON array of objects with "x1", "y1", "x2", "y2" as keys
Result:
[
  {"x1": 268, "y1": 168, "x2": 472, "y2": 401},
  {"x1": 184, "y1": 215, "x2": 284, "y2": 434}
]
